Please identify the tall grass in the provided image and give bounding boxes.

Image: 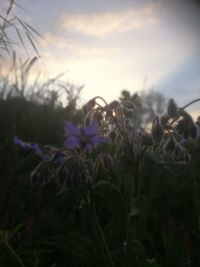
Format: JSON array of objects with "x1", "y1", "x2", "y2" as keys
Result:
[{"x1": 0, "y1": 0, "x2": 42, "y2": 58}]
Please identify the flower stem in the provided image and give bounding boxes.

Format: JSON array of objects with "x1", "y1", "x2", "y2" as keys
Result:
[
  {"x1": 91, "y1": 205, "x2": 114, "y2": 267},
  {"x1": 94, "y1": 96, "x2": 108, "y2": 106},
  {"x1": 123, "y1": 216, "x2": 138, "y2": 267},
  {"x1": 123, "y1": 160, "x2": 141, "y2": 267},
  {"x1": 181, "y1": 98, "x2": 200, "y2": 110}
]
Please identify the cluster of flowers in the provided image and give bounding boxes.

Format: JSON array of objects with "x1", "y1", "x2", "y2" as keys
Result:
[
  {"x1": 151, "y1": 99, "x2": 200, "y2": 163},
  {"x1": 14, "y1": 96, "x2": 200, "y2": 188},
  {"x1": 14, "y1": 118, "x2": 111, "y2": 188}
]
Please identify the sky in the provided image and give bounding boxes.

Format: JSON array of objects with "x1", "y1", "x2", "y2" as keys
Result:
[{"x1": 1, "y1": 0, "x2": 200, "y2": 115}]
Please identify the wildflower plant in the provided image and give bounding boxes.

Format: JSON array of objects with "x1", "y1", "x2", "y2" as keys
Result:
[
  {"x1": 12, "y1": 95, "x2": 200, "y2": 266},
  {"x1": 4, "y1": 1, "x2": 200, "y2": 266}
]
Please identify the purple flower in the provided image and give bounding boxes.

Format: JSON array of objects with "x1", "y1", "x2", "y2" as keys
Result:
[
  {"x1": 14, "y1": 136, "x2": 31, "y2": 150},
  {"x1": 30, "y1": 143, "x2": 49, "y2": 160},
  {"x1": 53, "y1": 151, "x2": 67, "y2": 165},
  {"x1": 14, "y1": 136, "x2": 49, "y2": 160},
  {"x1": 64, "y1": 120, "x2": 108, "y2": 153}
]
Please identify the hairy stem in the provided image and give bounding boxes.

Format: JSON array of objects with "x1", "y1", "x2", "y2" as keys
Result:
[{"x1": 181, "y1": 98, "x2": 200, "y2": 110}]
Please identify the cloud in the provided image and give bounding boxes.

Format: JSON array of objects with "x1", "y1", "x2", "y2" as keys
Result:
[
  {"x1": 58, "y1": 4, "x2": 159, "y2": 38},
  {"x1": 42, "y1": 32, "x2": 78, "y2": 50},
  {"x1": 41, "y1": 31, "x2": 120, "y2": 59}
]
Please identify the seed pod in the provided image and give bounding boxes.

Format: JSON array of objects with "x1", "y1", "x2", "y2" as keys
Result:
[
  {"x1": 167, "y1": 98, "x2": 178, "y2": 119},
  {"x1": 151, "y1": 116, "x2": 164, "y2": 143}
]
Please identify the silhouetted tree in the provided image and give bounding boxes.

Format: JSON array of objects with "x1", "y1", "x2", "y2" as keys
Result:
[{"x1": 120, "y1": 89, "x2": 166, "y2": 127}]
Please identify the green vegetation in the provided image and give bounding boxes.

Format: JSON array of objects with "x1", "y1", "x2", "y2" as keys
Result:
[{"x1": 0, "y1": 1, "x2": 200, "y2": 266}]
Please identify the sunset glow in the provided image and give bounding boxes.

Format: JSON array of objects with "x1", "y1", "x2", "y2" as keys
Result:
[{"x1": 1, "y1": 0, "x2": 200, "y2": 112}]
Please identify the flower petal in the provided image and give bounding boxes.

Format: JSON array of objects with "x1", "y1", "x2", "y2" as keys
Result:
[
  {"x1": 31, "y1": 143, "x2": 41, "y2": 154},
  {"x1": 53, "y1": 152, "x2": 66, "y2": 165},
  {"x1": 14, "y1": 136, "x2": 20, "y2": 144},
  {"x1": 64, "y1": 121, "x2": 80, "y2": 136},
  {"x1": 85, "y1": 143, "x2": 93, "y2": 154},
  {"x1": 14, "y1": 136, "x2": 49, "y2": 160},
  {"x1": 14, "y1": 136, "x2": 31, "y2": 150},
  {"x1": 92, "y1": 136, "x2": 110, "y2": 145},
  {"x1": 31, "y1": 143, "x2": 49, "y2": 160},
  {"x1": 84, "y1": 120, "x2": 99, "y2": 136},
  {"x1": 64, "y1": 136, "x2": 80, "y2": 149},
  {"x1": 90, "y1": 136, "x2": 101, "y2": 145}
]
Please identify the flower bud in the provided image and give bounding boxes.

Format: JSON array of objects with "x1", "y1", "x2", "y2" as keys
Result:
[
  {"x1": 151, "y1": 116, "x2": 164, "y2": 143},
  {"x1": 100, "y1": 153, "x2": 114, "y2": 173},
  {"x1": 174, "y1": 143, "x2": 191, "y2": 163},
  {"x1": 93, "y1": 153, "x2": 114, "y2": 182},
  {"x1": 84, "y1": 98, "x2": 96, "y2": 113},
  {"x1": 59, "y1": 156, "x2": 87, "y2": 188},
  {"x1": 56, "y1": 163, "x2": 69, "y2": 186},
  {"x1": 164, "y1": 134, "x2": 176, "y2": 154},
  {"x1": 94, "y1": 110, "x2": 104, "y2": 123},
  {"x1": 108, "y1": 100, "x2": 120, "y2": 110},
  {"x1": 122, "y1": 100, "x2": 135, "y2": 110},
  {"x1": 167, "y1": 99, "x2": 178, "y2": 119}
]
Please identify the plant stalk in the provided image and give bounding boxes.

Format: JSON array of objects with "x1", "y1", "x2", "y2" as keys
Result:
[
  {"x1": 91, "y1": 205, "x2": 114, "y2": 267},
  {"x1": 5, "y1": 241, "x2": 26, "y2": 267},
  {"x1": 181, "y1": 98, "x2": 200, "y2": 110}
]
